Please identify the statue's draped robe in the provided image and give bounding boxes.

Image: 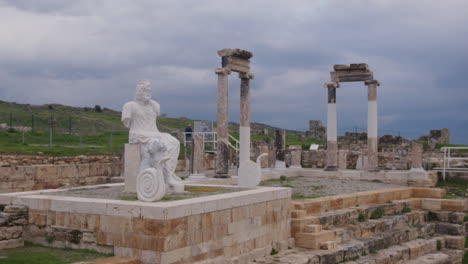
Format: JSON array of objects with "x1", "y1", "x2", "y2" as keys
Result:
[{"x1": 122, "y1": 100, "x2": 181, "y2": 183}]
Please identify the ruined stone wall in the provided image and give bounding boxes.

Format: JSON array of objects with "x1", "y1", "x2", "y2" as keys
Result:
[
  {"x1": 0, "y1": 205, "x2": 28, "y2": 250},
  {"x1": 300, "y1": 144, "x2": 466, "y2": 171},
  {"x1": 252, "y1": 139, "x2": 276, "y2": 168},
  {"x1": 0, "y1": 163, "x2": 119, "y2": 193},
  {"x1": 0, "y1": 155, "x2": 120, "y2": 167}
]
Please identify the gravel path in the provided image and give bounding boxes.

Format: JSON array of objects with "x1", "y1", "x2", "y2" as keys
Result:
[{"x1": 259, "y1": 176, "x2": 402, "y2": 199}]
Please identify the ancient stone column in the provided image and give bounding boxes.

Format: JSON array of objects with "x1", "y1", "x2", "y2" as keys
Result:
[
  {"x1": 189, "y1": 135, "x2": 206, "y2": 179},
  {"x1": 214, "y1": 67, "x2": 231, "y2": 178},
  {"x1": 365, "y1": 80, "x2": 380, "y2": 172},
  {"x1": 274, "y1": 129, "x2": 286, "y2": 169},
  {"x1": 410, "y1": 141, "x2": 424, "y2": 171},
  {"x1": 324, "y1": 82, "x2": 339, "y2": 171},
  {"x1": 239, "y1": 72, "x2": 254, "y2": 167}
]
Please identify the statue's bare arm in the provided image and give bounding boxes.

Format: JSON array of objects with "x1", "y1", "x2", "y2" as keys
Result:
[
  {"x1": 151, "y1": 100, "x2": 161, "y2": 117},
  {"x1": 121, "y1": 102, "x2": 132, "y2": 128}
]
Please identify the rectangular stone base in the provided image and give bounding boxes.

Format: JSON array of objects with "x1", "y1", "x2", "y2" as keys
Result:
[
  {"x1": 123, "y1": 144, "x2": 141, "y2": 193},
  {"x1": 0, "y1": 183, "x2": 291, "y2": 264}
]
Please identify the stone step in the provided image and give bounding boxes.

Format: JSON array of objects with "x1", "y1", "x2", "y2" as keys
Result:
[
  {"x1": 291, "y1": 201, "x2": 422, "y2": 237},
  {"x1": 404, "y1": 250, "x2": 464, "y2": 264},
  {"x1": 295, "y1": 230, "x2": 335, "y2": 249},
  {"x1": 297, "y1": 212, "x2": 427, "y2": 248},
  {"x1": 73, "y1": 257, "x2": 141, "y2": 264},
  {"x1": 306, "y1": 200, "x2": 418, "y2": 228},
  {"x1": 304, "y1": 224, "x2": 322, "y2": 233},
  {"x1": 250, "y1": 234, "x2": 464, "y2": 264},
  {"x1": 427, "y1": 210, "x2": 465, "y2": 224}
]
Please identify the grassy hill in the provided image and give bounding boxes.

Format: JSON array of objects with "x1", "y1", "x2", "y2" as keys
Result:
[{"x1": 0, "y1": 100, "x2": 320, "y2": 156}]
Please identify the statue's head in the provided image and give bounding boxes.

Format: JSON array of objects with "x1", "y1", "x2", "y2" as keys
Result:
[{"x1": 135, "y1": 80, "x2": 152, "y2": 103}]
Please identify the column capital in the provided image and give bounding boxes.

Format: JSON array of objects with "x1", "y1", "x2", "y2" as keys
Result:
[
  {"x1": 365, "y1": 79, "x2": 380, "y2": 86},
  {"x1": 239, "y1": 72, "x2": 254, "y2": 80},
  {"x1": 324, "y1": 82, "x2": 340, "y2": 89},
  {"x1": 215, "y1": 67, "x2": 231, "y2": 75}
]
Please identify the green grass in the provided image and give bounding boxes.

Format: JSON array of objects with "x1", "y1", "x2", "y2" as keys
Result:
[
  {"x1": 370, "y1": 207, "x2": 385, "y2": 219},
  {"x1": 0, "y1": 100, "x2": 323, "y2": 156},
  {"x1": 436, "y1": 177, "x2": 468, "y2": 199},
  {"x1": 358, "y1": 213, "x2": 367, "y2": 222},
  {"x1": 0, "y1": 242, "x2": 112, "y2": 264},
  {"x1": 291, "y1": 193, "x2": 319, "y2": 200}
]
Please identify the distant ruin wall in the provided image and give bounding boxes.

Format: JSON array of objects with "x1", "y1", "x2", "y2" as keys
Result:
[{"x1": 0, "y1": 163, "x2": 119, "y2": 193}]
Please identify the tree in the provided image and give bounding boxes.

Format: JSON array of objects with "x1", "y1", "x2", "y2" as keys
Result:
[{"x1": 94, "y1": 105, "x2": 102, "y2": 112}]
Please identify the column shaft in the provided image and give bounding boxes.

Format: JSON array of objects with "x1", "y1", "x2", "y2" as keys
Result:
[
  {"x1": 325, "y1": 84, "x2": 338, "y2": 171},
  {"x1": 366, "y1": 80, "x2": 379, "y2": 172},
  {"x1": 215, "y1": 68, "x2": 230, "y2": 177},
  {"x1": 239, "y1": 76, "x2": 251, "y2": 165}
]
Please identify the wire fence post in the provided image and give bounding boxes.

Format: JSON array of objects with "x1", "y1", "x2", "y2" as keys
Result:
[{"x1": 31, "y1": 114, "x2": 35, "y2": 133}]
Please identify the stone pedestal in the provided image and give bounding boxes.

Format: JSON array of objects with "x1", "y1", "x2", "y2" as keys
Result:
[
  {"x1": 356, "y1": 155, "x2": 368, "y2": 171},
  {"x1": 189, "y1": 135, "x2": 206, "y2": 180},
  {"x1": 288, "y1": 145, "x2": 302, "y2": 169},
  {"x1": 123, "y1": 144, "x2": 141, "y2": 193},
  {"x1": 410, "y1": 141, "x2": 424, "y2": 172},
  {"x1": 338, "y1": 150, "x2": 348, "y2": 170}
]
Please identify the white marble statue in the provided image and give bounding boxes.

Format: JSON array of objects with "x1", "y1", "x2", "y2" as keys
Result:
[{"x1": 121, "y1": 80, "x2": 183, "y2": 201}]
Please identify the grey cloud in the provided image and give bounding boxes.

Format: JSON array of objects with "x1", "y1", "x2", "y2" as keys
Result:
[{"x1": 0, "y1": 0, "x2": 467, "y2": 143}]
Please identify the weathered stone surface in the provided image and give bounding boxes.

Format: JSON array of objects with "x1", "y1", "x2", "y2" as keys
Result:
[
  {"x1": 275, "y1": 129, "x2": 286, "y2": 161},
  {"x1": 214, "y1": 141, "x2": 230, "y2": 177},
  {"x1": 190, "y1": 135, "x2": 205, "y2": 176},
  {"x1": 217, "y1": 48, "x2": 253, "y2": 60},
  {"x1": 73, "y1": 257, "x2": 141, "y2": 264},
  {"x1": 0, "y1": 226, "x2": 23, "y2": 240},
  {"x1": 330, "y1": 70, "x2": 374, "y2": 82},
  {"x1": 0, "y1": 238, "x2": 24, "y2": 250}
]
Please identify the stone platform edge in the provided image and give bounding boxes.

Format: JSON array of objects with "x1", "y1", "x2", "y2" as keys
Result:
[
  {"x1": 261, "y1": 168, "x2": 436, "y2": 187},
  {"x1": 0, "y1": 183, "x2": 291, "y2": 220}
]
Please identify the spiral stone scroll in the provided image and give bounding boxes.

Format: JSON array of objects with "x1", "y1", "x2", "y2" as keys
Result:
[{"x1": 136, "y1": 168, "x2": 166, "y2": 202}]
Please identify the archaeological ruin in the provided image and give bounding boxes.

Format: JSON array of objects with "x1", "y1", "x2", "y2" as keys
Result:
[{"x1": 0, "y1": 52, "x2": 467, "y2": 264}]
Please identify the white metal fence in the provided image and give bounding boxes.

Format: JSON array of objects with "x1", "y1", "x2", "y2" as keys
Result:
[{"x1": 440, "y1": 147, "x2": 468, "y2": 181}]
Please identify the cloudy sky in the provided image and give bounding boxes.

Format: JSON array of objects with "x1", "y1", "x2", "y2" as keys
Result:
[{"x1": 0, "y1": 0, "x2": 467, "y2": 143}]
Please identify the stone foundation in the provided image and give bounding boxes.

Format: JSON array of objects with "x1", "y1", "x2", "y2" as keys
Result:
[
  {"x1": 263, "y1": 168, "x2": 437, "y2": 187},
  {"x1": 0, "y1": 205, "x2": 28, "y2": 250},
  {"x1": 0, "y1": 183, "x2": 291, "y2": 264}
]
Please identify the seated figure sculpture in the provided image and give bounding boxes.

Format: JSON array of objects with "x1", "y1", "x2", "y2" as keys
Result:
[{"x1": 121, "y1": 80, "x2": 183, "y2": 201}]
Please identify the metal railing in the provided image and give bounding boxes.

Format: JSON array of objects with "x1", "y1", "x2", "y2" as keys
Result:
[
  {"x1": 228, "y1": 134, "x2": 240, "y2": 153},
  {"x1": 182, "y1": 132, "x2": 240, "y2": 154},
  {"x1": 440, "y1": 147, "x2": 468, "y2": 181}
]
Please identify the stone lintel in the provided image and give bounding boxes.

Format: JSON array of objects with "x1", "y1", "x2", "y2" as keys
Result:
[
  {"x1": 330, "y1": 71, "x2": 373, "y2": 82},
  {"x1": 324, "y1": 82, "x2": 340, "y2": 89},
  {"x1": 333, "y1": 63, "x2": 369, "y2": 71},
  {"x1": 226, "y1": 57, "x2": 250, "y2": 67},
  {"x1": 365, "y1": 79, "x2": 380, "y2": 86},
  {"x1": 215, "y1": 67, "x2": 231, "y2": 75},
  {"x1": 217, "y1": 48, "x2": 253, "y2": 59},
  {"x1": 228, "y1": 64, "x2": 249, "y2": 73},
  {"x1": 239, "y1": 72, "x2": 254, "y2": 80}
]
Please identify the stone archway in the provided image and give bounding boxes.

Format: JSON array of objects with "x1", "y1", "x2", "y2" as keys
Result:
[
  {"x1": 324, "y1": 64, "x2": 381, "y2": 172},
  {"x1": 214, "y1": 48, "x2": 254, "y2": 178}
]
